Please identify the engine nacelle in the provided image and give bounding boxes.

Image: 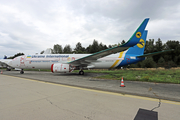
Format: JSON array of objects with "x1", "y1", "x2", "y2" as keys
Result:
[{"x1": 51, "y1": 63, "x2": 74, "y2": 73}]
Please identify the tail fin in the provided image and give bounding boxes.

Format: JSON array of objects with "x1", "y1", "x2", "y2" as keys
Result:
[
  {"x1": 3, "y1": 55, "x2": 7, "y2": 59},
  {"x1": 126, "y1": 30, "x2": 148, "y2": 55},
  {"x1": 115, "y1": 31, "x2": 148, "y2": 68},
  {"x1": 122, "y1": 18, "x2": 149, "y2": 47},
  {"x1": 43, "y1": 48, "x2": 53, "y2": 54}
]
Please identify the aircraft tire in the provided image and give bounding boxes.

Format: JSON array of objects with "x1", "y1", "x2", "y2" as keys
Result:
[
  {"x1": 6, "y1": 68, "x2": 11, "y2": 71},
  {"x1": 79, "y1": 70, "x2": 84, "y2": 75},
  {"x1": 20, "y1": 70, "x2": 24, "y2": 74}
]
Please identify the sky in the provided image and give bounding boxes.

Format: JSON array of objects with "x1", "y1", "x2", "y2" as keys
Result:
[{"x1": 0, "y1": 0, "x2": 180, "y2": 58}]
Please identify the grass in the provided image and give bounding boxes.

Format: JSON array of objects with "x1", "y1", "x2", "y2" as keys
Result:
[
  {"x1": 2, "y1": 67, "x2": 180, "y2": 84},
  {"x1": 77, "y1": 69, "x2": 180, "y2": 84}
]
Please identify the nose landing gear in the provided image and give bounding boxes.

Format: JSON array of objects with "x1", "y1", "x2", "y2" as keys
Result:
[
  {"x1": 79, "y1": 70, "x2": 84, "y2": 75},
  {"x1": 20, "y1": 69, "x2": 24, "y2": 74}
]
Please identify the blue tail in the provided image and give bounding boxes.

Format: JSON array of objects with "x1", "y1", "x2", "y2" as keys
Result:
[
  {"x1": 116, "y1": 30, "x2": 148, "y2": 67},
  {"x1": 126, "y1": 30, "x2": 148, "y2": 55},
  {"x1": 122, "y1": 18, "x2": 149, "y2": 47},
  {"x1": 3, "y1": 55, "x2": 7, "y2": 59}
]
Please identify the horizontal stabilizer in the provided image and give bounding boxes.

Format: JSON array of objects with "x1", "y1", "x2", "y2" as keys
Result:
[{"x1": 137, "y1": 49, "x2": 174, "y2": 58}]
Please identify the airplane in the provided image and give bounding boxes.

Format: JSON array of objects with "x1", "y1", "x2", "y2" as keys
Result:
[{"x1": 0, "y1": 18, "x2": 172, "y2": 75}]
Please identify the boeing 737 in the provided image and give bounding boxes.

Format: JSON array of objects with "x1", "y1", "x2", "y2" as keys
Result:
[{"x1": 0, "y1": 18, "x2": 172, "y2": 75}]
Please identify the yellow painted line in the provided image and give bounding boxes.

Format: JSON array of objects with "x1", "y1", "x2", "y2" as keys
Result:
[
  {"x1": 110, "y1": 60, "x2": 120, "y2": 69},
  {"x1": 110, "y1": 51, "x2": 124, "y2": 68},
  {"x1": 1, "y1": 74, "x2": 180, "y2": 105}
]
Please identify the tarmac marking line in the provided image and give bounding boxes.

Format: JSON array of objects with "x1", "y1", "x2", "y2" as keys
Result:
[{"x1": 2, "y1": 74, "x2": 180, "y2": 105}]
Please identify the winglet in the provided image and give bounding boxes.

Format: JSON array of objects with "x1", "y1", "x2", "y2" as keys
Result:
[{"x1": 121, "y1": 18, "x2": 149, "y2": 47}]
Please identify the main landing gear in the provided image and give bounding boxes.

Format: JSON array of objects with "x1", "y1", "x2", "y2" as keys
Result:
[
  {"x1": 79, "y1": 70, "x2": 84, "y2": 75},
  {"x1": 6, "y1": 68, "x2": 11, "y2": 71},
  {"x1": 20, "y1": 69, "x2": 24, "y2": 74}
]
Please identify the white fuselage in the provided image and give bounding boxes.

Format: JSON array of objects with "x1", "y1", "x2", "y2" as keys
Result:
[{"x1": 9, "y1": 53, "x2": 126, "y2": 69}]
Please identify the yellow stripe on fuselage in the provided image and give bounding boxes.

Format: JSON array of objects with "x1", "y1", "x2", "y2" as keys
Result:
[{"x1": 110, "y1": 51, "x2": 124, "y2": 68}]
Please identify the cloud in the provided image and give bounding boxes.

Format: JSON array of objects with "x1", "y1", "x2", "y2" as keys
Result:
[{"x1": 0, "y1": 0, "x2": 180, "y2": 58}]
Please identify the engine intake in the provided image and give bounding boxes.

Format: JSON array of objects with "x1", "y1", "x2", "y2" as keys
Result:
[{"x1": 51, "y1": 63, "x2": 74, "y2": 73}]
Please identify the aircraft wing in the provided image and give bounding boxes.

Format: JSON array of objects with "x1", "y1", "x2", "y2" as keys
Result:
[
  {"x1": 68, "y1": 18, "x2": 149, "y2": 66},
  {"x1": 69, "y1": 46, "x2": 130, "y2": 66},
  {"x1": 136, "y1": 49, "x2": 174, "y2": 58}
]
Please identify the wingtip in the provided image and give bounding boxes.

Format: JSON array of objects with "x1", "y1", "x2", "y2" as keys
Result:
[{"x1": 145, "y1": 18, "x2": 150, "y2": 21}]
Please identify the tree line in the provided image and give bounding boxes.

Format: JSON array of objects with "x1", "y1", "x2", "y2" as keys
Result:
[
  {"x1": 7, "y1": 53, "x2": 24, "y2": 59},
  {"x1": 41, "y1": 39, "x2": 126, "y2": 54}
]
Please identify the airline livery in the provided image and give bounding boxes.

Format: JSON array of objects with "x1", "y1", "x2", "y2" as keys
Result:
[{"x1": 0, "y1": 18, "x2": 172, "y2": 75}]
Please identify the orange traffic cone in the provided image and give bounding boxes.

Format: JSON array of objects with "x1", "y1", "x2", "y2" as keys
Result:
[
  {"x1": 120, "y1": 77, "x2": 125, "y2": 87},
  {"x1": 1, "y1": 70, "x2": 3, "y2": 74}
]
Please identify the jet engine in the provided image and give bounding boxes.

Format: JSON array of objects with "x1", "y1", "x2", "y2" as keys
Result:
[{"x1": 51, "y1": 63, "x2": 75, "y2": 73}]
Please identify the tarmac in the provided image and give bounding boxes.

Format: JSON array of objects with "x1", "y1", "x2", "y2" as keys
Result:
[
  {"x1": 0, "y1": 73, "x2": 180, "y2": 120},
  {"x1": 1, "y1": 70, "x2": 180, "y2": 102}
]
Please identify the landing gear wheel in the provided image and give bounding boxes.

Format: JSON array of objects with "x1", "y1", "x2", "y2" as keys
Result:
[
  {"x1": 79, "y1": 70, "x2": 84, "y2": 75},
  {"x1": 6, "y1": 68, "x2": 11, "y2": 71},
  {"x1": 20, "y1": 69, "x2": 24, "y2": 74}
]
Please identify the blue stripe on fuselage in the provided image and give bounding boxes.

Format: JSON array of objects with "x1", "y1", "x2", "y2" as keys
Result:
[{"x1": 116, "y1": 55, "x2": 145, "y2": 67}]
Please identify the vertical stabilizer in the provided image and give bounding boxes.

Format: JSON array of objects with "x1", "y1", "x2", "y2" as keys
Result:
[
  {"x1": 126, "y1": 30, "x2": 148, "y2": 55},
  {"x1": 43, "y1": 48, "x2": 53, "y2": 54},
  {"x1": 115, "y1": 30, "x2": 148, "y2": 68},
  {"x1": 122, "y1": 18, "x2": 149, "y2": 47},
  {"x1": 4, "y1": 55, "x2": 7, "y2": 59}
]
